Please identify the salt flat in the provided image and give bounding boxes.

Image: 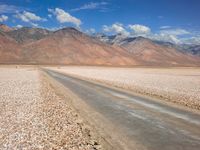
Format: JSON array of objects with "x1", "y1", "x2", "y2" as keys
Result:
[
  {"x1": 48, "y1": 66, "x2": 200, "y2": 110},
  {"x1": 0, "y1": 67, "x2": 100, "y2": 149}
]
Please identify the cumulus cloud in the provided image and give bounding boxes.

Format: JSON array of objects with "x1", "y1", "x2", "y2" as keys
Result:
[
  {"x1": 0, "y1": 15, "x2": 8, "y2": 22},
  {"x1": 128, "y1": 24, "x2": 151, "y2": 35},
  {"x1": 151, "y1": 28, "x2": 191, "y2": 44},
  {"x1": 48, "y1": 8, "x2": 81, "y2": 27},
  {"x1": 15, "y1": 11, "x2": 46, "y2": 23},
  {"x1": 103, "y1": 23, "x2": 129, "y2": 36},
  {"x1": 152, "y1": 33, "x2": 181, "y2": 44},
  {"x1": 71, "y1": 2, "x2": 108, "y2": 12}
]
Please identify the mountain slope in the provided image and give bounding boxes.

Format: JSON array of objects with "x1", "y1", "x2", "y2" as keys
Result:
[
  {"x1": 120, "y1": 37, "x2": 200, "y2": 66},
  {"x1": 7, "y1": 27, "x2": 51, "y2": 43},
  {"x1": 0, "y1": 31, "x2": 22, "y2": 63},
  {"x1": 0, "y1": 24, "x2": 14, "y2": 32},
  {"x1": 21, "y1": 28, "x2": 137, "y2": 65},
  {"x1": 0, "y1": 24, "x2": 199, "y2": 66}
]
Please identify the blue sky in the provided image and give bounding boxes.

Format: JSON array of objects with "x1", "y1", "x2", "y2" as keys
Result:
[{"x1": 0, "y1": 0, "x2": 200, "y2": 44}]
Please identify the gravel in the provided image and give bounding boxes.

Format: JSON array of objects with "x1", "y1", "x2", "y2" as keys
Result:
[
  {"x1": 0, "y1": 67, "x2": 100, "y2": 150},
  {"x1": 48, "y1": 66, "x2": 200, "y2": 110}
]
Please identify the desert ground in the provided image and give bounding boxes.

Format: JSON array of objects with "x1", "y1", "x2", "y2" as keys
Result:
[
  {"x1": 1, "y1": 66, "x2": 200, "y2": 150},
  {"x1": 0, "y1": 66, "x2": 101, "y2": 150},
  {"x1": 47, "y1": 66, "x2": 200, "y2": 110}
]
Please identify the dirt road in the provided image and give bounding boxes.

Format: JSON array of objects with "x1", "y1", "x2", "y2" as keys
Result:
[{"x1": 45, "y1": 69, "x2": 200, "y2": 150}]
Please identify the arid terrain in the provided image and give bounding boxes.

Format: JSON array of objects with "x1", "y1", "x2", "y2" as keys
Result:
[
  {"x1": 1, "y1": 24, "x2": 200, "y2": 66},
  {"x1": 0, "y1": 66, "x2": 101, "y2": 150},
  {"x1": 48, "y1": 66, "x2": 200, "y2": 110}
]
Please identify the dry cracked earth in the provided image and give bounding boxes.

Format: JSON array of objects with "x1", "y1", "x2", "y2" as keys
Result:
[{"x1": 0, "y1": 67, "x2": 101, "y2": 150}]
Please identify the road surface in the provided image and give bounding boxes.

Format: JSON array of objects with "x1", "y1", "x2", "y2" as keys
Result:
[{"x1": 45, "y1": 69, "x2": 200, "y2": 150}]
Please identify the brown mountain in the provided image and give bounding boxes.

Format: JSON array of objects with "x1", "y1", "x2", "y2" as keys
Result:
[
  {"x1": 0, "y1": 31, "x2": 22, "y2": 63},
  {"x1": 7, "y1": 27, "x2": 51, "y2": 43},
  {"x1": 120, "y1": 37, "x2": 200, "y2": 66},
  {"x1": 21, "y1": 28, "x2": 136, "y2": 65},
  {"x1": 0, "y1": 24, "x2": 14, "y2": 32},
  {"x1": 0, "y1": 24, "x2": 199, "y2": 66}
]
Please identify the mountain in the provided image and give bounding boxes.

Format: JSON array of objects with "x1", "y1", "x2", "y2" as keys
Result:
[
  {"x1": 95, "y1": 33, "x2": 200, "y2": 57},
  {"x1": 0, "y1": 24, "x2": 199, "y2": 66},
  {"x1": 179, "y1": 44, "x2": 200, "y2": 56},
  {"x1": 21, "y1": 27, "x2": 136, "y2": 65},
  {"x1": 7, "y1": 27, "x2": 51, "y2": 43},
  {"x1": 0, "y1": 31, "x2": 22, "y2": 63},
  {"x1": 119, "y1": 37, "x2": 199, "y2": 66},
  {"x1": 0, "y1": 24, "x2": 14, "y2": 32},
  {"x1": 94, "y1": 33, "x2": 127, "y2": 45}
]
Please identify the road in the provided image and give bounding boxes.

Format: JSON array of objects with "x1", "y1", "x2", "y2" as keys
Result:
[{"x1": 45, "y1": 69, "x2": 200, "y2": 150}]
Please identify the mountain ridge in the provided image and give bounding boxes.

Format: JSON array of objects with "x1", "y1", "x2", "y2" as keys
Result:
[{"x1": 0, "y1": 24, "x2": 199, "y2": 66}]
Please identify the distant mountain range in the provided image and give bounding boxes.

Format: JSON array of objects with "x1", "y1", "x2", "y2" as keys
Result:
[
  {"x1": 95, "y1": 33, "x2": 200, "y2": 56},
  {"x1": 0, "y1": 24, "x2": 199, "y2": 66}
]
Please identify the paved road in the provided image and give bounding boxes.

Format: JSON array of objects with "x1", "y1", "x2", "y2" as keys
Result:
[{"x1": 45, "y1": 69, "x2": 200, "y2": 150}]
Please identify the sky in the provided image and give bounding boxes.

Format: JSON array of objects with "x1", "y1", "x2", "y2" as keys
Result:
[{"x1": 0, "y1": 0, "x2": 200, "y2": 44}]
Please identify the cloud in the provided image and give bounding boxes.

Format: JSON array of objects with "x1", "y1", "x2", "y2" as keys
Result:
[
  {"x1": 31, "y1": 23, "x2": 38, "y2": 27},
  {"x1": 85, "y1": 28, "x2": 96, "y2": 34},
  {"x1": 16, "y1": 24, "x2": 23, "y2": 28},
  {"x1": 0, "y1": 15, "x2": 8, "y2": 22},
  {"x1": 48, "y1": 14, "x2": 52, "y2": 18},
  {"x1": 160, "y1": 28, "x2": 190, "y2": 36},
  {"x1": 160, "y1": 26, "x2": 171, "y2": 29},
  {"x1": 152, "y1": 33, "x2": 181, "y2": 44},
  {"x1": 0, "y1": 4, "x2": 22, "y2": 13},
  {"x1": 15, "y1": 11, "x2": 47, "y2": 23},
  {"x1": 150, "y1": 28, "x2": 190, "y2": 44},
  {"x1": 71, "y1": 2, "x2": 108, "y2": 12},
  {"x1": 128, "y1": 24, "x2": 151, "y2": 35},
  {"x1": 48, "y1": 8, "x2": 81, "y2": 27},
  {"x1": 103, "y1": 23, "x2": 129, "y2": 36}
]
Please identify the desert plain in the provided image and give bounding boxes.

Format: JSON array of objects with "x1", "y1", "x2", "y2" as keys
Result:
[
  {"x1": 48, "y1": 66, "x2": 200, "y2": 110},
  {"x1": 1, "y1": 65, "x2": 200, "y2": 150},
  {"x1": 0, "y1": 66, "x2": 101, "y2": 150}
]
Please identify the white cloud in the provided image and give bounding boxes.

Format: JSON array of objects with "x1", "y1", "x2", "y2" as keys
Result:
[
  {"x1": 152, "y1": 33, "x2": 181, "y2": 44},
  {"x1": 48, "y1": 14, "x2": 52, "y2": 18},
  {"x1": 151, "y1": 28, "x2": 191, "y2": 44},
  {"x1": 103, "y1": 23, "x2": 129, "y2": 36},
  {"x1": 181, "y1": 36, "x2": 200, "y2": 45},
  {"x1": 160, "y1": 28, "x2": 190, "y2": 36},
  {"x1": 160, "y1": 26, "x2": 171, "y2": 29},
  {"x1": 128, "y1": 24, "x2": 151, "y2": 35},
  {"x1": 0, "y1": 15, "x2": 8, "y2": 22},
  {"x1": 71, "y1": 2, "x2": 108, "y2": 12},
  {"x1": 0, "y1": 4, "x2": 22, "y2": 13},
  {"x1": 48, "y1": 8, "x2": 81, "y2": 27},
  {"x1": 15, "y1": 11, "x2": 46, "y2": 23},
  {"x1": 16, "y1": 24, "x2": 23, "y2": 28},
  {"x1": 85, "y1": 28, "x2": 96, "y2": 34},
  {"x1": 31, "y1": 23, "x2": 38, "y2": 27}
]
